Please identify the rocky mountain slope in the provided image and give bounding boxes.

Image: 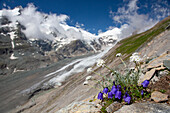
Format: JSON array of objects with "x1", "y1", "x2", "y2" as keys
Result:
[
  {"x1": 11, "y1": 16, "x2": 170, "y2": 113},
  {"x1": 0, "y1": 17, "x2": 51, "y2": 75}
]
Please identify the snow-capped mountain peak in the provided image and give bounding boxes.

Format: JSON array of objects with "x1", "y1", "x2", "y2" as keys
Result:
[{"x1": 0, "y1": 5, "x2": 121, "y2": 55}]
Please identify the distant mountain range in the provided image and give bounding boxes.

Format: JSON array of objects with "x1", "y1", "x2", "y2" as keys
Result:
[{"x1": 0, "y1": 7, "x2": 120, "y2": 75}]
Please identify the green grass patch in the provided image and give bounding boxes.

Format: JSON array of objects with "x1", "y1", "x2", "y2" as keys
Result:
[
  {"x1": 115, "y1": 18, "x2": 170, "y2": 60},
  {"x1": 159, "y1": 89, "x2": 166, "y2": 93},
  {"x1": 104, "y1": 17, "x2": 170, "y2": 64}
]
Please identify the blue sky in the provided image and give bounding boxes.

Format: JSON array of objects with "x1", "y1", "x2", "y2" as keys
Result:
[{"x1": 0, "y1": 0, "x2": 169, "y2": 34}]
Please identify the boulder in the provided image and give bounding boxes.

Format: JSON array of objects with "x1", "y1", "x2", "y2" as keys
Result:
[
  {"x1": 155, "y1": 66, "x2": 166, "y2": 71},
  {"x1": 14, "y1": 100, "x2": 36, "y2": 113},
  {"x1": 146, "y1": 52, "x2": 170, "y2": 70},
  {"x1": 115, "y1": 102, "x2": 170, "y2": 113},
  {"x1": 151, "y1": 91, "x2": 168, "y2": 103},
  {"x1": 147, "y1": 63, "x2": 163, "y2": 69},
  {"x1": 56, "y1": 101, "x2": 100, "y2": 113},
  {"x1": 163, "y1": 60, "x2": 170, "y2": 70},
  {"x1": 145, "y1": 68, "x2": 156, "y2": 80},
  {"x1": 138, "y1": 68, "x2": 155, "y2": 86},
  {"x1": 151, "y1": 75, "x2": 159, "y2": 84},
  {"x1": 106, "y1": 102, "x2": 123, "y2": 113}
]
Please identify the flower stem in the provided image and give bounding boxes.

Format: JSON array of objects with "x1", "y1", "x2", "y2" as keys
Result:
[
  {"x1": 87, "y1": 84, "x2": 101, "y2": 91},
  {"x1": 92, "y1": 70, "x2": 110, "y2": 84},
  {"x1": 104, "y1": 64, "x2": 117, "y2": 75},
  {"x1": 93, "y1": 79, "x2": 104, "y2": 88},
  {"x1": 119, "y1": 57, "x2": 126, "y2": 67},
  {"x1": 92, "y1": 71, "x2": 105, "y2": 78}
]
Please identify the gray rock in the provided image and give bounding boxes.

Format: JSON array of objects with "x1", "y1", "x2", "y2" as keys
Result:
[
  {"x1": 15, "y1": 100, "x2": 36, "y2": 113},
  {"x1": 57, "y1": 40, "x2": 94, "y2": 57},
  {"x1": 48, "y1": 40, "x2": 95, "y2": 62},
  {"x1": 163, "y1": 60, "x2": 170, "y2": 70},
  {"x1": 106, "y1": 102, "x2": 122, "y2": 113},
  {"x1": 151, "y1": 75, "x2": 159, "y2": 84},
  {"x1": 147, "y1": 63, "x2": 163, "y2": 69},
  {"x1": 56, "y1": 101, "x2": 100, "y2": 113},
  {"x1": 145, "y1": 68, "x2": 156, "y2": 80},
  {"x1": 138, "y1": 69, "x2": 155, "y2": 86},
  {"x1": 155, "y1": 66, "x2": 166, "y2": 71},
  {"x1": 159, "y1": 70, "x2": 169, "y2": 77},
  {"x1": 151, "y1": 91, "x2": 168, "y2": 103},
  {"x1": 115, "y1": 102, "x2": 170, "y2": 113},
  {"x1": 0, "y1": 16, "x2": 11, "y2": 25}
]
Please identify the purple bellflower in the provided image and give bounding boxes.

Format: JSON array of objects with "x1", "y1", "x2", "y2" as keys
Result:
[
  {"x1": 117, "y1": 85, "x2": 121, "y2": 89},
  {"x1": 123, "y1": 95, "x2": 126, "y2": 99},
  {"x1": 141, "y1": 80, "x2": 149, "y2": 88},
  {"x1": 141, "y1": 90, "x2": 144, "y2": 95},
  {"x1": 124, "y1": 96, "x2": 131, "y2": 104},
  {"x1": 115, "y1": 90, "x2": 121, "y2": 99},
  {"x1": 102, "y1": 87, "x2": 108, "y2": 94},
  {"x1": 108, "y1": 92, "x2": 113, "y2": 99},
  {"x1": 123, "y1": 92, "x2": 127, "y2": 99},
  {"x1": 123, "y1": 92, "x2": 128, "y2": 99},
  {"x1": 111, "y1": 85, "x2": 117, "y2": 95},
  {"x1": 97, "y1": 92, "x2": 103, "y2": 100},
  {"x1": 123, "y1": 92, "x2": 131, "y2": 104},
  {"x1": 113, "y1": 81, "x2": 115, "y2": 85}
]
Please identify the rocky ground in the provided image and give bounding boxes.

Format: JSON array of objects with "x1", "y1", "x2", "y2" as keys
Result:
[{"x1": 57, "y1": 53, "x2": 170, "y2": 113}]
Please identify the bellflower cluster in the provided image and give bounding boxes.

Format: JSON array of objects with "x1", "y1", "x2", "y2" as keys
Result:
[
  {"x1": 87, "y1": 52, "x2": 151, "y2": 107},
  {"x1": 98, "y1": 84, "x2": 123, "y2": 101}
]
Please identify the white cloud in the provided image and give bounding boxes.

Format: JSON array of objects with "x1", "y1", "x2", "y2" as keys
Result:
[
  {"x1": 98, "y1": 27, "x2": 121, "y2": 40},
  {"x1": 81, "y1": 24, "x2": 84, "y2": 26},
  {"x1": 109, "y1": 0, "x2": 170, "y2": 39},
  {"x1": 57, "y1": 14, "x2": 69, "y2": 23},
  {"x1": 107, "y1": 26, "x2": 115, "y2": 30},
  {"x1": 128, "y1": 0, "x2": 138, "y2": 11},
  {"x1": 75, "y1": 22, "x2": 81, "y2": 28},
  {"x1": 3, "y1": 3, "x2": 6, "y2": 7},
  {"x1": 75, "y1": 22, "x2": 85, "y2": 28},
  {"x1": 1, "y1": 1, "x2": 169, "y2": 43},
  {"x1": 98, "y1": 29, "x2": 102, "y2": 34},
  {"x1": 0, "y1": 3, "x2": 96, "y2": 42}
]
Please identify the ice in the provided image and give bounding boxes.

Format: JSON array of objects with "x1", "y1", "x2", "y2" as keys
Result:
[
  {"x1": 10, "y1": 53, "x2": 18, "y2": 60},
  {"x1": 8, "y1": 32, "x2": 17, "y2": 49},
  {"x1": 46, "y1": 45, "x2": 115, "y2": 86}
]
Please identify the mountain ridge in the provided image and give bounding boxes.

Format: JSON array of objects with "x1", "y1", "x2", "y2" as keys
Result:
[{"x1": 0, "y1": 7, "x2": 119, "y2": 75}]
